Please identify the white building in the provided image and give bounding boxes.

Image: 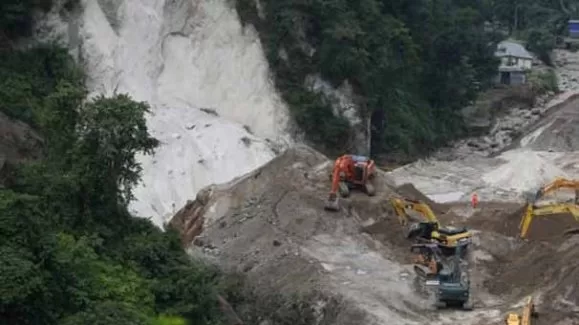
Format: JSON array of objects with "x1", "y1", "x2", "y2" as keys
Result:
[{"x1": 494, "y1": 40, "x2": 533, "y2": 85}]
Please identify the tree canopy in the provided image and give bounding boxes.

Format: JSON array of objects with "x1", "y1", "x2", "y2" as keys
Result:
[
  {"x1": 236, "y1": 0, "x2": 570, "y2": 157},
  {"x1": 0, "y1": 4, "x2": 226, "y2": 325}
]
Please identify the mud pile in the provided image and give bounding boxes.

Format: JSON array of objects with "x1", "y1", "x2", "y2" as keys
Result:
[
  {"x1": 520, "y1": 95, "x2": 579, "y2": 152},
  {"x1": 170, "y1": 146, "x2": 414, "y2": 324},
  {"x1": 169, "y1": 146, "x2": 579, "y2": 324},
  {"x1": 464, "y1": 203, "x2": 579, "y2": 324},
  {"x1": 170, "y1": 147, "x2": 507, "y2": 324},
  {"x1": 467, "y1": 203, "x2": 579, "y2": 241},
  {"x1": 395, "y1": 183, "x2": 445, "y2": 213},
  {"x1": 484, "y1": 235, "x2": 579, "y2": 324}
]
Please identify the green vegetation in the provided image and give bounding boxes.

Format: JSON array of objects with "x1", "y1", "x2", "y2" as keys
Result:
[
  {"x1": 485, "y1": 0, "x2": 578, "y2": 65},
  {"x1": 235, "y1": 0, "x2": 574, "y2": 157},
  {"x1": 528, "y1": 69, "x2": 560, "y2": 94},
  {"x1": 0, "y1": 4, "x2": 228, "y2": 325},
  {"x1": 236, "y1": 0, "x2": 501, "y2": 156}
]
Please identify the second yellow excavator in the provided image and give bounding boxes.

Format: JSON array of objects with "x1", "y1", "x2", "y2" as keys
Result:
[
  {"x1": 519, "y1": 177, "x2": 579, "y2": 239},
  {"x1": 519, "y1": 203, "x2": 579, "y2": 239},
  {"x1": 391, "y1": 197, "x2": 472, "y2": 255},
  {"x1": 505, "y1": 295, "x2": 538, "y2": 325}
]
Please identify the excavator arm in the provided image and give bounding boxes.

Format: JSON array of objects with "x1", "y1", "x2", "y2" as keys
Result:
[
  {"x1": 328, "y1": 159, "x2": 344, "y2": 199},
  {"x1": 520, "y1": 295, "x2": 536, "y2": 325},
  {"x1": 519, "y1": 203, "x2": 579, "y2": 238},
  {"x1": 390, "y1": 197, "x2": 440, "y2": 227},
  {"x1": 506, "y1": 295, "x2": 537, "y2": 325},
  {"x1": 533, "y1": 177, "x2": 579, "y2": 202}
]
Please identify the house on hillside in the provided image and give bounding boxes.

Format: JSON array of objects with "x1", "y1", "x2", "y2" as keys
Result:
[{"x1": 494, "y1": 40, "x2": 533, "y2": 86}]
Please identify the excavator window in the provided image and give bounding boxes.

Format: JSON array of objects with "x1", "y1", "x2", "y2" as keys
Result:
[
  {"x1": 420, "y1": 222, "x2": 437, "y2": 240},
  {"x1": 353, "y1": 164, "x2": 364, "y2": 181}
]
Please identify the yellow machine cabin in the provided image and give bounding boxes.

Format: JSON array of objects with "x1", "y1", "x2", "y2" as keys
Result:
[{"x1": 390, "y1": 197, "x2": 472, "y2": 253}]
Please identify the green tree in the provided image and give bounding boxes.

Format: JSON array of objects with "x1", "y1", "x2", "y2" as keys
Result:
[{"x1": 236, "y1": 0, "x2": 501, "y2": 156}]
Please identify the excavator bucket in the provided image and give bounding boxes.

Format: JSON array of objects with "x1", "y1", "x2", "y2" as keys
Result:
[{"x1": 324, "y1": 196, "x2": 340, "y2": 211}]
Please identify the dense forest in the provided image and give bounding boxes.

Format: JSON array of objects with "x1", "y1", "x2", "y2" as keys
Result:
[
  {"x1": 0, "y1": 0, "x2": 575, "y2": 324},
  {"x1": 0, "y1": 1, "x2": 229, "y2": 324},
  {"x1": 236, "y1": 0, "x2": 576, "y2": 156}
]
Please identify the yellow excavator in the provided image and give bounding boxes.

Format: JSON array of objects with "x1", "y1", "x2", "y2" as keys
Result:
[
  {"x1": 505, "y1": 295, "x2": 538, "y2": 325},
  {"x1": 519, "y1": 203, "x2": 579, "y2": 238},
  {"x1": 390, "y1": 197, "x2": 472, "y2": 254},
  {"x1": 530, "y1": 177, "x2": 579, "y2": 204},
  {"x1": 519, "y1": 177, "x2": 579, "y2": 239}
]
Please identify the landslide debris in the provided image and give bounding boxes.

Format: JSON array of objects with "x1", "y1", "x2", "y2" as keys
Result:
[{"x1": 170, "y1": 146, "x2": 579, "y2": 325}]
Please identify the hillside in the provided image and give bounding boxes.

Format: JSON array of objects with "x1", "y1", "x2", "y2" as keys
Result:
[
  {"x1": 170, "y1": 146, "x2": 579, "y2": 325},
  {"x1": 2, "y1": 0, "x2": 579, "y2": 324}
]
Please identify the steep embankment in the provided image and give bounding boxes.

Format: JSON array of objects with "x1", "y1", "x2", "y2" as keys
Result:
[
  {"x1": 169, "y1": 146, "x2": 500, "y2": 325},
  {"x1": 389, "y1": 50, "x2": 579, "y2": 203},
  {"x1": 168, "y1": 146, "x2": 579, "y2": 324},
  {"x1": 37, "y1": 0, "x2": 296, "y2": 225}
]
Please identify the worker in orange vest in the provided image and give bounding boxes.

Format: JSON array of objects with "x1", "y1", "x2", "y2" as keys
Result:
[{"x1": 471, "y1": 192, "x2": 479, "y2": 208}]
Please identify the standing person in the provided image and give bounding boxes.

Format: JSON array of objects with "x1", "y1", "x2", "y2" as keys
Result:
[{"x1": 471, "y1": 192, "x2": 479, "y2": 209}]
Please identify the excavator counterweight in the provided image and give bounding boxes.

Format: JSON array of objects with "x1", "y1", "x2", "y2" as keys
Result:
[{"x1": 391, "y1": 197, "x2": 472, "y2": 254}]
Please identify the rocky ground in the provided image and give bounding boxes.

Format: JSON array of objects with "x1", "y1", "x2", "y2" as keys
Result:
[
  {"x1": 170, "y1": 146, "x2": 579, "y2": 325},
  {"x1": 433, "y1": 49, "x2": 579, "y2": 161},
  {"x1": 167, "y1": 50, "x2": 579, "y2": 325},
  {"x1": 389, "y1": 50, "x2": 579, "y2": 204}
]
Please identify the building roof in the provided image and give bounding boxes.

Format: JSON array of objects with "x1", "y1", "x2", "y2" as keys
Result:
[{"x1": 495, "y1": 40, "x2": 533, "y2": 59}]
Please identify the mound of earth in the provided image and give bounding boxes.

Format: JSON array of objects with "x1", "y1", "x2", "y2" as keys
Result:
[
  {"x1": 463, "y1": 203, "x2": 579, "y2": 325},
  {"x1": 483, "y1": 234, "x2": 579, "y2": 325},
  {"x1": 170, "y1": 146, "x2": 509, "y2": 324},
  {"x1": 466, "y1": 202, "x2": 579, "y2": 240},
  {"x1": 395, "y1": 183, "x2": 445, "y2": 213},
  {"x1": 520, "y1": 95, "x2": 579, "y2": 152},
  {"x1": 169, "y1": 146, "x2": 579, "y2": 325}
]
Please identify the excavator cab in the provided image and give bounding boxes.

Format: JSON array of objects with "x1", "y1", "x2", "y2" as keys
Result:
[
  {"x1": 391, "y1": 197, "x2": 472, "y2": 255},
  {"x1": 351, "y1": 155, "x2": 370, "y2": 182}
]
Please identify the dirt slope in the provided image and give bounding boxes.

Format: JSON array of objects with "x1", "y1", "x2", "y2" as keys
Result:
[
  {"x1": 170, "y1": 147, "x2": 517, "y2": 324},
  {"x1": 170, "y1": 146, "x2": 579, "y2": 324}
]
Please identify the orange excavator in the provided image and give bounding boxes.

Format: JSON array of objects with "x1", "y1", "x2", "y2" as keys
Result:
[{"x1": 324, "y1": 154, "x2": 376, "y2": 211}]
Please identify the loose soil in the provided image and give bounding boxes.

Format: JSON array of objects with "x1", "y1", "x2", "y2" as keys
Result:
[{"x1": 171, "y1": 146, "x2": 579, "y2": 325}]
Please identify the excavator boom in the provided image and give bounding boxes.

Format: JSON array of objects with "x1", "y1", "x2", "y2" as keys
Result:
[
  {"x1": 533, "y1": 177, "x2": 579, "y2": 203},
  {"x1": 519, "y1": 202, "x2": 579, "y2": 238},
  {"x1": 506, "y1": 295, "x2": 537, "y2": 325},
  {"x1": 390, "y1": 197, "x2": 440, "y2": 228}
]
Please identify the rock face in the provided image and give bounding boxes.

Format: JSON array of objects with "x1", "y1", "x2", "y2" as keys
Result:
[
  {"x1": 0, "y1": 111, "x2": 42, "y2": 163},
  {"x1": 0, "y1": 111, "x2": 43, "y2": 187}
]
